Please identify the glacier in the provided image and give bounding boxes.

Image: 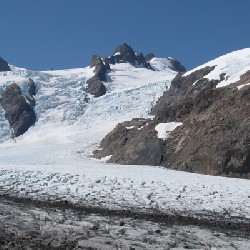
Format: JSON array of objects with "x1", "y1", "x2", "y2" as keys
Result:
[{"x1": 0, "y1": 53, "x2": 250, "y2": 227}]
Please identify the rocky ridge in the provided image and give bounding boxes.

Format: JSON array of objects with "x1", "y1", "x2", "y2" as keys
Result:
[
  {"x1": 86, "y1": 43, "x2": 153, "y2": 98},
  {"x1": 86, "y1": 55, "x2": 108, "y2": 97},
  {"x1": 86, "y1": 43, "x2": 185, "y2": 98},
  {"x1": 94, "y1": 61, "x2": 250, "y2": 178}
]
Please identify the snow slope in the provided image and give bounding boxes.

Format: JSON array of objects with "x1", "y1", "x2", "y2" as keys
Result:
[
  {"x1": 0, "y1": 66, "x2": 94, "y2": 142},
  {"x1": 0, "y1": 56, "x2": 250, "y2": 220},
  {"x1": 184, "y1": 48, "x2": 250, "y2": 88}
]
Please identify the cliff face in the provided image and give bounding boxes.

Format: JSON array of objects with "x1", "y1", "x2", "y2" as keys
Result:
[
  {"x1": 0, "y1": 83, "x2": 36, "y2": 137},
  {"x1": 160, "y1": 74, "x2": 250, "y2": 177},
  {"x1": 94, "y1": 66, "x2": 250, "y2": 178}
]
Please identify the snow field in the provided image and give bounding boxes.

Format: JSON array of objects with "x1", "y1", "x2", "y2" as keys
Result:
[
  {"x1": 0, "y1": 165, "x2": 249, "y2": 219},
  {"x1": 184, "y1": 48, "x2": 250, "y2": 88}
]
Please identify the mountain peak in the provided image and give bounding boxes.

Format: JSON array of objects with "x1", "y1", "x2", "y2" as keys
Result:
[
  {"x1": 89, "y1": 43, "x2": 186, "y2": 72},
  {"x1": 113, "y1": 43, "x2": 135, "y2": 58},
  {"x1": 105, "y1": 43, "x2": 151, "y2": 69}
]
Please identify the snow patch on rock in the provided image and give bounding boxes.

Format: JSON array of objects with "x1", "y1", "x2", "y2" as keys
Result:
[
  {"x1": 237, "y1": 82, "x2": 250, "y2": 90},
  {"x1": 155, "y1": 122, "x2": 183, "y2": 139}
]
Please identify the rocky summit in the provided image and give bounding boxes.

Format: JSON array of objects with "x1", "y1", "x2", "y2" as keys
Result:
[
  {"x1": 105, "y1": 43, "x2": 152, "y2": 69},
  {"x1": 86, "y1": 43, "x2": 185, "y2": 98}
]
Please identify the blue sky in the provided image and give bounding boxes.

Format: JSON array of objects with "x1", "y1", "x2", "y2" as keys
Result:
[{"x1": 1, "y1": 0, "x2": 250, "y2": 70}]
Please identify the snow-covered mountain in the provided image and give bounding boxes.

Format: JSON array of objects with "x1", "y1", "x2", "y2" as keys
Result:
[
  {"x1": 0, "y1": 46, "x2": 250, "y2": 235},
  {"x1": 0, "y1": 44, "x2": 179, "y2": 164}
]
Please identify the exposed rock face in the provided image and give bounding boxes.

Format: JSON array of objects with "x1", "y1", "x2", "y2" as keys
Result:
[
  {"x1": 0, "y1": 57, "x2": 11, "y2": 72},
  {"x1": 28, "y1": 78, "x2": 36, "y2": 96},
  {"x1": 163, "y1": 85, "x2": 250, "y2": 177},
  {"x1": 113, "y1": 43, "x2": 136, "y2": 62},
  {"x1": 93, "y1": 66, "x2": 250, "y2": 178},
  {"x1": 94, "y1": 118, "x2": 164, "y2": 165},
  {"x1": 168, "y1": 58, "x2": 186, "y2": 73},
  {"x1": 86, "y1": 75, "x2": 106, "y2": 97},
  {"x1": 90, "y1": 55, "x2": 107, "y2": 81},
  {"x1": 145, "y1": 53, "x2": 155, "y2": 62},
  {"x1": 151, "y1": 66, "x2": 217, "y2": 118},
  {"x1": 0, "y1": 83, "x2": 36, "y2": 137},
  {"x1": 87, "y1": 55, "x2": 107, "y2": 97},
  {"x1": 135, "y1": 52, "x2": 149, "y2": 67},
  {"x1": 87, "y1": 44, "x2": 186, "y2": 97},
  {"x1": 90, "y1": 55, "x2": 103, "y2": 68},
  {"x1": 25, "y1": 78, "x2": 37, "y2": 106},
  {"x1": 105, "y1": 43, "x2": 152, "y2": 69}
]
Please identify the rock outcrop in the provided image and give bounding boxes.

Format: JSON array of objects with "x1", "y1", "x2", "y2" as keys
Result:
[
  {"x1": 146, "y1": 53, "x2": 186, "y2": 73},
  {"x1": 90, "y1": 55, "x2": 108, "y2": 81},
  {"x1": 0, "y1": 57, "x2": 11, "y2": 72},
  {"x1": 162, "y1": 85, "x2": 250, "y2": 177},
  {"x1": 145, "y1": 53, "x2": 155, "y2": 62},
  {"x1": 0, "y1": 83, "x2": 36, "y2": 137},
  {"x1": 87, "y1": 43, "x2": 186, "y2": 97},
  {"x1": 93, "y1": 118, "x2": 165, "y2": 166},
  {"x1": 28, "y1": 78, "x2": 36, "y2": 96},
  {"x1": 105, "y1": 43, "x2": 152, "y2": 69},
  {"x1": 86, "y1": 55, "x2": 108, "y2": 97},
  {"x1": 151, "y1": 66, "x2": 217, "y2": 117},
  {"x1": 167, "y1": 58, "x2": 186, "y2": 73},
  {"x1": 86, "y1": 75, "x2": 106, "y2": 97},
  {"x1": 93, "y1": 66, "x2": 250, "y2": 178}
]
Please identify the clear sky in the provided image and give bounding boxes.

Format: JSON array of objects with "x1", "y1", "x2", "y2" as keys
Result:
[{"x1": 1, "y1": 0, "x2": 250, "y2": 71}]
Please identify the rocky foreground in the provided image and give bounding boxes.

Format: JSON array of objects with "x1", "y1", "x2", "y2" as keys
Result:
[{"x1": 0, "y1": 196, "x2": 250, "y2": 250}]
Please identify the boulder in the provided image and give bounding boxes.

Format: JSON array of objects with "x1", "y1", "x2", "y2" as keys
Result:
[
  {"x1": 0, "y1": 83, "x2": 36, "y2": 137},
  {"x1": 0, "y1": 57, "x2": 11, "y2": 72}
]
